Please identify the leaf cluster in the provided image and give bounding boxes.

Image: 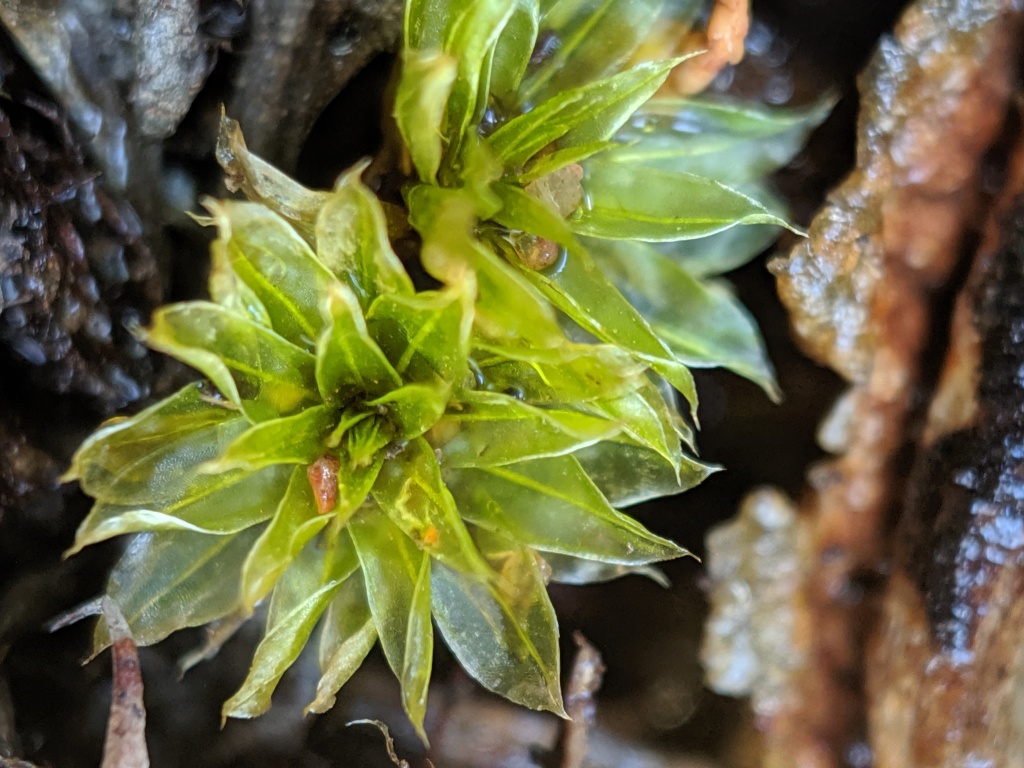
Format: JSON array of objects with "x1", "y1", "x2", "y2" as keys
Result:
[{"x1": 65, "y1": 0, "x2": 829, "y2": 737}]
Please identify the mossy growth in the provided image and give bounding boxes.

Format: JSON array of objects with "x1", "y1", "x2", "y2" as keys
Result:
[{"x1": 64, "y1": 0, "x2": 828, "y2": 738}]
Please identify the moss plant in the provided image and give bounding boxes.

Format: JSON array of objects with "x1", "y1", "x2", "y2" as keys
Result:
[{"x1": 64, "y1": 0, "x2": 828, "y2": 737}]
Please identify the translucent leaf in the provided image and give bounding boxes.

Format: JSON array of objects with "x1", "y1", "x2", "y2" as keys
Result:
[
  {"x1": 436, "y1": 389, "x2": 620, "y2": 468},
  {"x1": 335, "y1": 447, "x2": 385, "y2": 520},
  {"x1": 368, "y1": 383, "x2": 449, "y2": 441},
  {"x1": 97, "y1": 527, "x2": 263, "y2": 651},
  {"x1": 574, "y1": 441, "x2": 715, "y2": 507},
  {"x1": 71, "y1": 464, "x2": 290, "y2": 553},
  {"x1": 439, "y1": 2, "x2": 516, "y2": 171},
  {"x1": 240, "y1": 468, "x2": 332, "y2": 613},
  {"x1": 372, "y1": 437, "x2": 489, "y2": 576},
  {"x1": 316, "y1": 166, "x2": 415, "y2": 305},
  {"x1": 407, "y1": 185, "x2": 566, "y2": 348},
  {"x1": 67, "y1": 383, "x2": 247, "y2": 504},
  {"x1": 660, "y1": 218, "x2": 780, "y2": 278},
  {"x1": 145, "y1": 302, "x2": 318, "y2": 420},
  {"x1": 316, "y1": 284, "x2": 402, "y2": 403},
  {"x1": 489, "y1": 58, "x2": 681, "y2": 170},
  {"x1": 473, "y1": 341, "x2": 643, "y2": 404},
  {"x1": 432, "y1": 528, "x2": 564, "y2": 715},
  {"x1": 541, "y1": 552, "x2": 670, "y2": 587},
  {"x1": 394, "y1": 50, "x2": 458, "y2": 184},
  {"x1": 365, "y1": 285, "x2": 471, "y2": 388},
  {"x1": 405, "y1": 0, "x2": 448, "y2": 49},
  {"x1": 208, "y1": 224, "x2": 272, "y2": 326},
  {"x1": 447, "y1": 454, "x2": 686, "y2": 564},
  {"x1": 573, "y1": 158, "x2": 791, "y2": 242},
  {"x1": 204, "y1": 405, "x2": 336, "y2": 473},
  {"x1": 590, "y1": 239, "x2": 779, "y2": 398},
  {"x1": 488, "y1": 0, "x2": 539, "y2": 104},
  {"x1": 523, "y1": 0, "x2": 665, "y2": 105},
  {"x1": 211, "y1": 200, "x2": 340, "y2": 350},
  {"x1": 582, "y1": 378, "x2": 683, "y2": 469},
  {"x1": 491, "y1": 190, "x2": 698, "y2": 412},
  {"x1": 612, "y1": 95, "x2": 835, "y2": 183},
  {"x1": 349, "y1": 511, "x2": 434, "y2": 741},
  {"x1": 223, "y1": 538, "x2": 356, "y2": 719},
  {"x1": 308, "y1": 570, "x2": 377, "y2": 714},
  {"x1": 216, "y1": 114, "x2": 329, "y2": 243}
]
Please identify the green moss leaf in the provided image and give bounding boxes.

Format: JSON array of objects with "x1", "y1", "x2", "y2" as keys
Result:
[
  {"x1": 582, "y1": 378, "x2": 684, "y2": 470},
  {"x1": 308, "y1": 570, "x2": 377, "y2": 714},
  {"x1": 145, "y1": 303, "x2": 318, "y2": 420},
  {"x1": 574, "y1": 441, "x2": 715, "y2": 507},
  {"x1": 590, "y1": 239, "x2": 779, "y2": 398},
  {"x1": 407, "y1": 186, "x2": 566, "y2": 347},
  {"x1": 316, "y1": 166, "x2": 415, "y2": 305},
  {"x1": 541, "y1": 551, "x2": 669, "y2": 586},
  {"x1": 523, "y1": 0, "x2": 665, "y2": 104},
  {"x1": 204, "y1": 405, "x2": 336, "y2": 473},
  {"x1": 71, "y1": 464, "x2": 290, "y2": 553},
  {"x1": 395, "y1": 51, "x2": 458, "y2": 184},
  {"x1": 572, "y1": 158, "x2": 791, "y2": 242},
  {"x1": 473, "y1": 341, "x2": 643, "y2": 404},
  {"x1": 489, "y1": 58, "x2": 683, "y2": 169},
  {"x1": 240, "y1": 468, "x2": 332, "y2": 613},
  {"x1": 369, "y1": 383, "x2": 449, "y2": 441},
  {"x1": 66, "y1": 383, "x2": 246, "y2": 503},
  {"x1": 212, "y1": 201, "x2": 341, "y2": 350},
  {"x1": 366, "y1": 285, "x2": 472, "y2": 388},
  {"x1": 488, "y1": 0, "x2": 539, "y2": 104},
  {"x1": 316, "y1": 284, "x2": 402, "y2": 403},
  {"x1": 372, "y1": 437, "x2": 489, "y2": 576},
  {"x1": 223, "y1": 537, "x2": 357, "y2": 719},
  {"x1": 611, "y1": 95, "x2": 835, "y2": 183},
  {"x1": 660, "y1": 215, "x2": 781, "y2": 278},
  {"x1": 436, "y1": 389, "x2": 620, "y2": 468},
  {"x1": 447, "y1": 454, "x2": 686, "y2": 564},
  {"x1": 349, "y1": 511, "x2": 434, "y2": 741},
  {"x1": 97, "y1": 526, "x2": 263, "y2": 650},
  {"x1": 431, "y1": 528, "x2": 564, "y2": 715}
]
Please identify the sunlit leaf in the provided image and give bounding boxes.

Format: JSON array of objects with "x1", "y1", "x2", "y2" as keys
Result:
[
  {"x1": 366, "y1": 285, "x2": 472, "y2": 388},
  {"x1": 349, "y1": 511, "x2": 434, "y2": 741},
  {"x1": 240, "y1": 468, "x2": 332, "y2": 613},
  {"x1": 204, "y1": 405, "x2": 336, "y2": 473},
  {"x1": 223, "y1": 538, "x2": 357, "y2": 718},
  {"x1": 574, "y1": 441, "x2": 715, "y2": 507},
  {"x1": 523, "y1": 0, "x2": 665, "y2": 104},
  {"x1": 212, "y1": 200, "x2": 341, "y2": 350},
  {"x1": 395, "y1": 50, "x2": 458, "y2": 184},
  {"x1": 316, "y1": 284, "x2": 402, "y2": 403},
  {"x1": 308, "y1": 570, "x2": 377, "y2": 714},
  {"x1": 432, "y1": 528, "x2": 564, "y2": 714},
  {"x1": 437, "y1": 389, "x2": 620, "y2": 467},
  {"x1": 590, "y1": 239, "x2": 779, "y2": 398},
  {"x1": 145, "y1": 302, "x2": 318, "y2": 420},
  {"x1": 447, "y1": 454, "x2": 686, "y2": 564},
  {"x1": 573, "y1": 158, "x2": 791, "y2": 242},
  {"x1": 97, "y1": 526, "x2": 263, "y2": 651},
  {"x1": 372, "y1": 437, "x2": 489, "y2": 576},
  {"x1": 71, "y1": 464, "x2": 290, "y2": 553},
  {"x1": 316, "y1": 165, "x2": 415, "y2": 305},
  {"x1": 216, "y1": 114, "x2": 329, "y2": 243}
]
